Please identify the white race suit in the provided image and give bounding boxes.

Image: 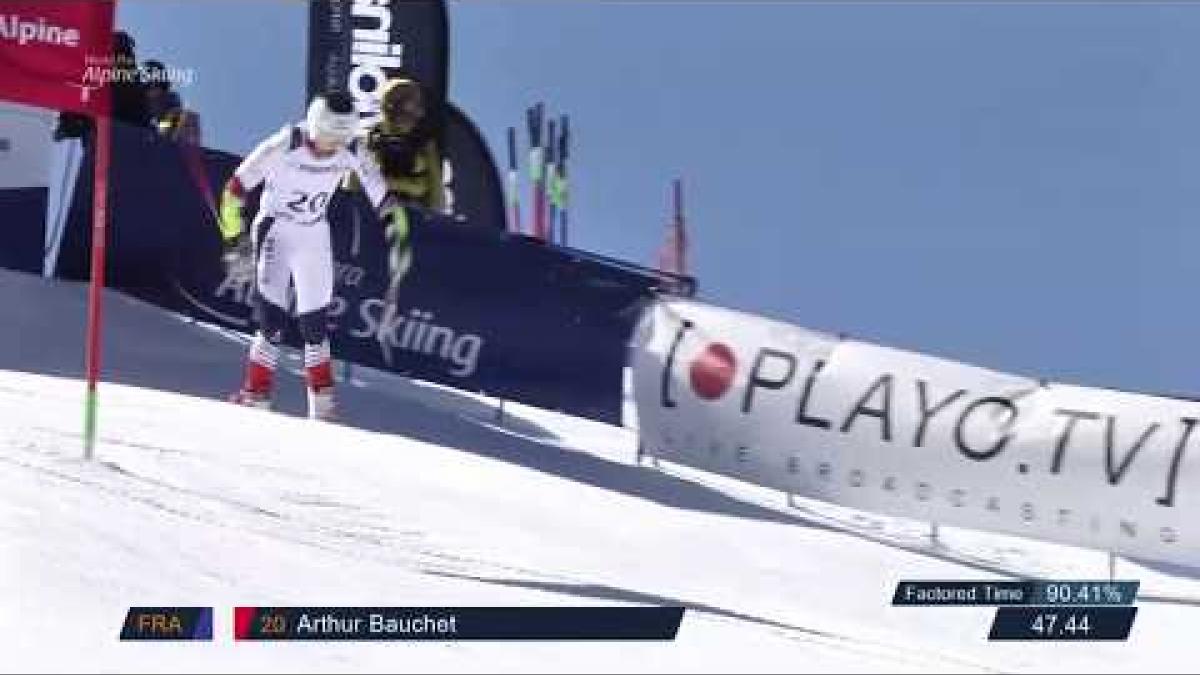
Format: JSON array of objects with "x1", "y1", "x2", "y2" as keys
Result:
[{"x1": 232, "y1": 125, "x2": 388, "y2": 315}]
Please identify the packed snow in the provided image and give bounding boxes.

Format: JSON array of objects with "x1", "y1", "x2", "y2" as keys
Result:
[{"x1": 2, "y1": 268, "x2": 1200, "y2": 673}]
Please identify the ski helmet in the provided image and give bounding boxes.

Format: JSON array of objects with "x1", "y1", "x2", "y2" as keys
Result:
[
  {"x1": 381, "y1": 78, "x2": 425, "y2": 132},
  {"x1": 306, "y1": 91, "x2": 358, "y2": 147}
]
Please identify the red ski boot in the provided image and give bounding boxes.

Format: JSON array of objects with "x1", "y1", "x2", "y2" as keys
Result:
[{"x1": 231, "y1": 356, "x2": 274, "y2": 411}]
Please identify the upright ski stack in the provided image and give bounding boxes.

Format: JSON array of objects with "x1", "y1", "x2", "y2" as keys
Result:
[
  {"x1": 527, "y1": 103, "x2": 547, "y2": 240},
  {"x1": 658, "y1": 178, "x2": 688, "y2": 276},
  {"x1": 555, "y1": 115, "x2": 570, "y2": 246},
  {"x1": 673, "y1": 178, "x2": 687, "y2": 276},
  {"x1": 506, "y1": 126, "x2": 522, "y2": 234},
  {"x1": 545, "y1": 118, "x2": 558, "y2": 244}
]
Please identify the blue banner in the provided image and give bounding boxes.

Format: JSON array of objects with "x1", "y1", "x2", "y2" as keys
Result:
[{"x1": 44, "y1": 122, "x2": 684, "y2": 423}]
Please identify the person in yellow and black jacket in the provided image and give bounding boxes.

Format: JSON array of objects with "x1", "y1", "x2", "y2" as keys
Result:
[{"x1": 346, "y1": 77, "x2": 444, "y2": 288}]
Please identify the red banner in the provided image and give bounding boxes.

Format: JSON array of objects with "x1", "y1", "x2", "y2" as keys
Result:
[{"x1": 0, "y1": 1, "x2": 114, "y2": 115}]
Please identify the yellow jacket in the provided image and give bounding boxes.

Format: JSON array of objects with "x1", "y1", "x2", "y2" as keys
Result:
[{"x1": 346, "y1": 120, "x2": 444, "y2": 211}]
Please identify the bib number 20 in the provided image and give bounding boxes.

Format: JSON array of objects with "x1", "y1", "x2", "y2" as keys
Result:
[{"x1": 285, "y1": 190, "x2": 331, "y2": 219}]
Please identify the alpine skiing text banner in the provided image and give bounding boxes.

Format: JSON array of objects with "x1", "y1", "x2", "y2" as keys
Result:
[
  {"x1": 45, "y1": 121, "x2": 656, "y2": 424},
  {"x1": 631, "y1": 298, "x2": 1200, "y2": 568}
]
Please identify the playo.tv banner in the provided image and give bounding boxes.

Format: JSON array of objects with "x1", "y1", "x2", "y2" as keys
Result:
[{"x1": 631, "y1": 299, "x2": 1200, "y2": 567}]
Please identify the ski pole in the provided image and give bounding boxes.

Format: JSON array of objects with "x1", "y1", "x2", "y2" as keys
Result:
[
  {"x1": 557, "y1": 115, "x2": 570, "y2": 246},
  {"x1": 506, "y1": 126, "x2": 521, "y2": 234},
  {"x1": 527, "y1": 103, "x2": 546, "y2": 240},
  {"x1": 546, "y1": 117, "x2": 558, "y2": 244}
]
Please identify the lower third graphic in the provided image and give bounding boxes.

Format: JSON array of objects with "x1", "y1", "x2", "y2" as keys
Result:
[{"x1": 234, "y1": 606, "x2": 683, "y2": 641}]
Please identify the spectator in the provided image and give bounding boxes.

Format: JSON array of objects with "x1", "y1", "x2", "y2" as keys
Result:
[
  {"x1": 110, "y1": 30, "x2": 151, "y2": 129},
  {"x1": 143, "y1": 59, "x2": 202, "y2": 145},
  {"x1": 347, "y1": 77, "x2": 444, "y2": 211},
  {"x1": 344, "y1": 77, "x2": 445, "y2": 285},
  {"x1": 142, "y1": 60, "x2": 181, "y2": 124},
  {"x1": 53, "y1": 29, "x2": 150, "y2": 140}
]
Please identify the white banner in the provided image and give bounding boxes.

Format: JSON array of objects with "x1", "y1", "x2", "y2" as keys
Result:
[
  {"x1": 631, "y1": 299, "x2": 1200, "y2": 567},
  {"x1": 0, "y1": 101, "x2": 53, "y2": 189}
]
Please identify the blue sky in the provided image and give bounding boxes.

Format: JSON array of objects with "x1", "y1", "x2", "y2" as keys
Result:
[{"x1": 118, "y1": 1, "x2": 1200, "y2": 398}]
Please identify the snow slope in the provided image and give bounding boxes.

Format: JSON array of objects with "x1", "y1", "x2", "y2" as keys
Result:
[{"x1": 2, "y1": 268, "x2": 1200, "y2": 673}]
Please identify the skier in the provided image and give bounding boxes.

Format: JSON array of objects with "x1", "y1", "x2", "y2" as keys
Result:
[{"x1": 217, "y1": 91, "x2": 401, "y2": 420}]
